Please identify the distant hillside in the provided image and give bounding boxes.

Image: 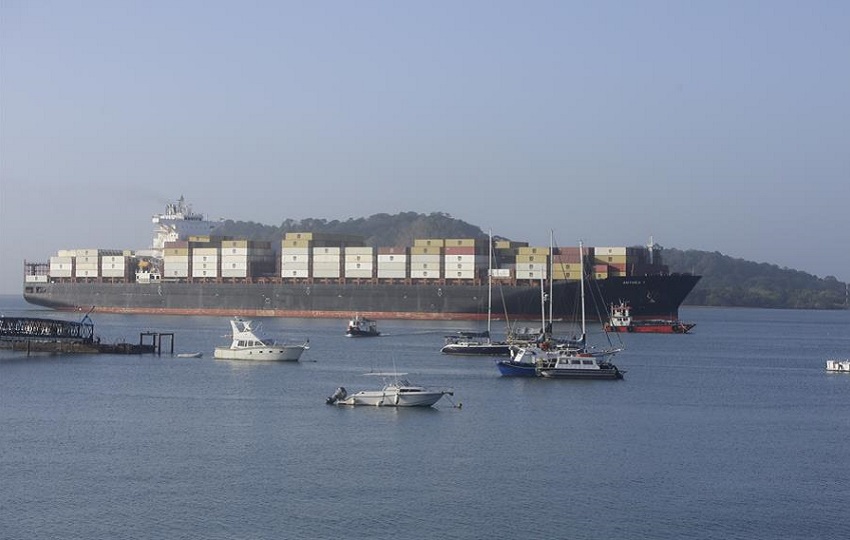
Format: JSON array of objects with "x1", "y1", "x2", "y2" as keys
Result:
[
  {"x1": 663, "y1": 249, "x2": 847, "y2": 309},
  {"x1": 215, "y1": 213, "x2": 848, "y2": 310}
]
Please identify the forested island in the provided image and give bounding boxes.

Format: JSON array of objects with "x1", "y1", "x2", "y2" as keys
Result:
[{"x1": 215, "y1": 212, "x2": 848, "y2": 310}]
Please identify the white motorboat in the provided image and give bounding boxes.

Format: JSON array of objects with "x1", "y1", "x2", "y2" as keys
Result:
[
  {"x1": 213, "y1": 317, "x2": 309, "y2": 361},
  {"x1": 326, "y1": 373, "x2": 453, "y2": 407},
  {"x1": 175, "y1": 352, "x2": 203, "y2": 358},
  {"x1": 826, "y1": 359, "x2": 850, "y2": 372}
]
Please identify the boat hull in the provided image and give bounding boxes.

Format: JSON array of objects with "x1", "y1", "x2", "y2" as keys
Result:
[
  {"x1": 345, "y1": 330, "x2": 380, "y2": 337},
  {"x1": 339, "y1": 390, "x2": 447, "y2": 407},
  {"x1": 441, "y1": 343, "x2": 511, "y2": 356},
  {"x1": 538, "y1": 366, "x2": 623, "y2": 380},
  {"x1": 23, "y1": 274, "x2": 700, "y2": 321},
  {"x1": 604, "y1": 322, "x2": 695, "y2": 334},
  {"x1": 496, "y1": 360, "x2": 539, "y2": 377},
  {"x1": 213, "y1": 345, "x2": 306, "y2": 361}
]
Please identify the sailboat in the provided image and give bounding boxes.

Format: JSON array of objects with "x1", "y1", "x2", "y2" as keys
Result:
[
  {"x1": 441, "y1": 231, "x2": 511, "y2": 356},
  {"x1": 498, "y1": 239, "x2": 624, "y2": 379}
]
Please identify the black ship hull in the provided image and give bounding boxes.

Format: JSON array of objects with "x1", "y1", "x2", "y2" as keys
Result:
[{"x1": 23, "y1": 274, "x2": 700, "y2": 321}]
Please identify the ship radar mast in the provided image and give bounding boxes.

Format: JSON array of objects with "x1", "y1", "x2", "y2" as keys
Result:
[{"x1": 647, "y1": 236, "x2": 662, "y2": 265}]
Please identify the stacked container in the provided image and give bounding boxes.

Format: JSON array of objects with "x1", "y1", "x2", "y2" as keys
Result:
[
  {"x1": 515, "y1": 246, "x2": 549, "y2": 281},
  {"x1": 377, "y1": 247, "x2": 409, "y2": 279},
  {"x1": 163, "y1": 241, "x2": 190, "y2": 278},
  {"x1": 442, "y1": 238, "x2": 487, "y2": 281},
  {"x1": 345, "y1": 246, "x2": 374, "y2": 279},
  {"x1": 410, "y1": 240, "x2": 444, "y2": 279}
]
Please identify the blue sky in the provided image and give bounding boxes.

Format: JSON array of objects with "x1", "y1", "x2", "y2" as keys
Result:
[{"x1": 2, "y1": 0, "x2": 848, "y2": 294}]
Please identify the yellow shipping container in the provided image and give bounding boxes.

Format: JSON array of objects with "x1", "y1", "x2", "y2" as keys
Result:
[
  {"x1": 413, "y1": 238, "x2": 445, "y2": 248},
  {"x1": 515, "y1": 254, "x2": 549, "y2": 264},
  {"x1": 517, "y1": 246, "x2": 549, "y2": 255}
]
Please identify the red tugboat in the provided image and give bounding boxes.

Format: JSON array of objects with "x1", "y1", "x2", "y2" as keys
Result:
[{"x1": 603, "y1": 302, "x2": 695, "y2": 334}]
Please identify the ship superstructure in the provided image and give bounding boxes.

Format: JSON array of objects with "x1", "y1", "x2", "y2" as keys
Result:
[{"x1": 150, "y1": 196, "x2": 221, "y2": 253}]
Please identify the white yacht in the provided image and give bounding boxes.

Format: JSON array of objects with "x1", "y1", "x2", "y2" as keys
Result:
[{"x1": 214, "y1": 318, "x2": 309, "y2": 361}]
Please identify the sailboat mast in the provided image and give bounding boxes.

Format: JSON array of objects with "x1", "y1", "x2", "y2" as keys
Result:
[
  {"x1": 579, "y1": 240, "x2": 587, "y2": 341},
  {"x1": 548, "y1": 230, "x2": 554, "y2": 332},
  {"x1": 487, "y1": 229, "x2": 493, "y2": 335}
]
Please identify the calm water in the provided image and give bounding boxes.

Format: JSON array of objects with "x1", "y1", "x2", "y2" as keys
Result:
[{"x1": 1, "y1": 297, "x2": 848, "y2": 540}]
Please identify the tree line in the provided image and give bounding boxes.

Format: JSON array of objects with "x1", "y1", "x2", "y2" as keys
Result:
[{"x1": 214, "y1": 213, "x2": 848, "y2": 310}]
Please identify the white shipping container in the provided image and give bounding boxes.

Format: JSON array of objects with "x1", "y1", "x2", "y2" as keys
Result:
[
  {"x1": 57, "y1": 250, "x2": 76, "y2": 258},
  {"x1": 443, "y1": 254, "x2": 488, "y2": 265},
  {"x1": 344, "y1": 254, "x2": 374, "y2": 263},
  {"x1": 192, "y1": 256, "x2": 219, "y2": 264},
  {"x1": 76, "y1": 268, "x2": 99, "y2": 277},
  {"x1": 75, "y1": 249, "x2": 101, "y2": 257},
  {"x1": 377, "y1": 254, "x2": 408, "y2": 263},
  {"x1": 377, "y1": 269, "x2": 407, "y2": 279},
  {"x1": 313, "y1": 246, "x2": 341, "y2": 256},
  {"x1": 313, "y1": 254, "x2": 342, "y2": 263},
  {"x1": 410, "y1": 262, "x2": 442, "y2": 271},
  {"x1": 410, "y1": 254, "x2": 442, "y2": 264},
  {"x1": 76, "y1": 256, "x2": 98, "y2": 265},
  {"x1": 345, "y1": 262, "x2": 374, "y2": 270},
  {"x1": 25, "y1": 275, "x2": 49, "y2": 283},
  {"x1": 448, "y1": 270, "x2": 476, "y2": 279},
  {"x1": 281, "y1": 247, "x2": 310, "y2": 256},
  {"x1": 490, "y1": 268, "x2": 511, "y2": 278},
  {"x1": 521, "y1": 263, "x2": 547, "y2": 272},
  {"x1": 163, "y1": 261, "x2": 189, "y2": 277},
  {"x1": 410, "y1": 269, "x2": 440, "y2": 279},
  {"x1": 448, "y1": 262, "x2": 477, "y2": 271},
  {"x1": 517, "y1": 270, "x2": 548, "y2": 280},
  {"x1": 282, "y1": 261, "x2": 310, "y2": 270},
  {"x1": 284, "y1": 269, "x2": 310, "y2": 278},
  {"x1": 282, "y1": 254, "x2": 310, "y2": 264},
  {"x1": 313, "y1": 259, "x2": 341, "y2": 267},
  {"x1": 344, "y1": 269, "x2": 373, "y2": 278},
  {"x1": 192, "y1": 270, "x2": 219, "y2": 278},
  {"x1": 102, "y1": 268, "x2": 127, "y2": 278},
  {"x1": 50, "y1": 256, "x2": 73, "y2": 265},
  {"x1": 313, "y1": 269, "x2": 341, "y2": 278},
  {"x1": 221, "y1": 268, "x2": 249, "y2": 278},
  {"x1": 345, "y1": 247, "x2": 373, "y2": 255},
  {"x1": 377, "y1": 262, "x2": 408, "y2": 271},
  {"x1": 49, "y1": 266, "x2": 73, "y2": 278}
]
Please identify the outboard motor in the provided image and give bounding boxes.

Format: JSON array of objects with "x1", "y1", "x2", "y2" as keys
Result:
[{"x1": 326, "y1": 387, "x2": 347, "y2": 405}]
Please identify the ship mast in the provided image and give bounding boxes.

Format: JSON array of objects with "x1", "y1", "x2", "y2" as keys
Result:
[
  {"x1": 487, "y1": 229, "x2": 493, "y2": 337},
  {"x1": 579, "y1": 240, "x2": 587, "y2": 343}
]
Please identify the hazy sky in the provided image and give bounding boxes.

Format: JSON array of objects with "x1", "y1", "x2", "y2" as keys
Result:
[{"x1": 2, "y1": 0, "x2": 848, "y2": 295}]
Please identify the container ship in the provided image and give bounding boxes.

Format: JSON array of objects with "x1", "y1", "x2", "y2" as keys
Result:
[{"x1": 22, "y1": 198, "x2": 700, "y2": 322}]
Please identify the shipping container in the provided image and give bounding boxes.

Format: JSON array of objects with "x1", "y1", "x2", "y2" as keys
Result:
[
  {"x1": 413, "y1": 238, "x2": 445, "y2": 248},
  {"x1": 377, "y1": 269, "x2": 407, "y2": 279},
  {"x1": 517, "y1": 246, "x2": 549, "y2": 255}
]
